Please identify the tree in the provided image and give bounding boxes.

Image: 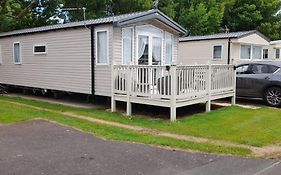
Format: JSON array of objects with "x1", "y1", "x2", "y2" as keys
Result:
[
  {"x1": 222, "y1": 0, "x2": 281, "y2": 40},
  {"x1": 178, "y1": 0, "x2": 224, "y2": 35}
]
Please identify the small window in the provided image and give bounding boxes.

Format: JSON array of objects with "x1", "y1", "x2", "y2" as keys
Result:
[
  {"x1": 276, "y1": 49, "x2": 280, "y2": 59},
  {"x1": 213, "y1": 45, "x2": 222, "y2": 59},
  {"x1": 96, "y1": 30, "x2": 108, "y2": 65},
  {"x1": 240, "y1": 45, "x2": 251, "y2": 59},
  {"x1": 263, "y1": 49, "x2": 268, "y2": 59},
  {"x1": 165, "y1": 33, "x2": 173, "y2": 65},
  {"x1": 33, "y1": 45, "x2": 47, "y2": 54},
  {"x1": 13, "y1": 42, "x2": 21, "y2": 64},
  {"x1": 122, "y1": 27, "x2": 133, "y2": 65}
]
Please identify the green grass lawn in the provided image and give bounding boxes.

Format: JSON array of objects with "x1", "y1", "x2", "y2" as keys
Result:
[
  {"x1": 1, "y1": 95, "x2": 281, "y2": 147},
  {"x1": 0, "y1": 96, "x2": 250, "y2": 156}
]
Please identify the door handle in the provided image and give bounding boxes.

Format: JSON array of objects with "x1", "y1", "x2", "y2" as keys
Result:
[{"x1": 265, "y1": 76, "x2": 270, "y2": 80}]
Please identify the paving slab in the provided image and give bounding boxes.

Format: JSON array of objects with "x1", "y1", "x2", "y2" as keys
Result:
[{"x1": 0, "y1": 120, "x2": 278, "y2": 175}]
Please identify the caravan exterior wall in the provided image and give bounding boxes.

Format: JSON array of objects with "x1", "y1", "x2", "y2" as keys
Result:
[{"x1": 0, "y1": 27, "x2": 92, "y2": 94}]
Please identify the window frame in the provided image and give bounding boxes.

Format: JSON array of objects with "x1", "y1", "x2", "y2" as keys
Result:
[
  {"x1": 95, "y1": 29, "x2": 109, "y2": 65},
  {"x1": 13, "y1": 41, "x2": 22, "y2": 65},
  {"x1": 122, "y1": 27, "x2": 134, "y2": 65},
  {"x1": 33, "y1": 44, "x2": 47, "y2": 55},
  {"x1": 212, "y1": 44, "x2": 223, "y2": 60}
]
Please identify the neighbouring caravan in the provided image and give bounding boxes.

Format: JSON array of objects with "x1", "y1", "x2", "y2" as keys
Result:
[
  {"x1": 178, "y1": 30, "x2": 272, "y2": 65},
  {"x1": 0, "y1": 9, "x2": 185, "y2": 97}
]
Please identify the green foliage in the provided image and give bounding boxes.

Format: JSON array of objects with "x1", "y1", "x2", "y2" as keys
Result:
[
  {"x1": 0, "y1": 0, "x2": 281, "y2": 39},
  {"x1": 178, "y1": 0, "x2": 224, "y2": 35}
]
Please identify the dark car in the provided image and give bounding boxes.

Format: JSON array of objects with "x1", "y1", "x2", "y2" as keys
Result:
[{"x1": 236, "y1": 61, "x2": 281, "y2": 107}]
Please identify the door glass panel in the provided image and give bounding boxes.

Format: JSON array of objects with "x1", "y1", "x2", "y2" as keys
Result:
[
  {"x1": 138, "y1": 35, "x2": 149, "y2": 65},
  {"x1": 152, "y1": 37, "x2": 162, "y2": 65}
]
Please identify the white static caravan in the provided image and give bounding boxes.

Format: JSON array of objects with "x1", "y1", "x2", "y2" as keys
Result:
[
  {"x1": 178, "y1": 31, "x2": 271, "y2": 65},
  {"x1": 269, "y1": 40, "x2": 281, "y2": 60},
  {"x1": 0, "y1": 9, "x2": 185, "y2": 96},
  {"x1": 0, "y1": 9, "x2": 236, "y2": 120}
]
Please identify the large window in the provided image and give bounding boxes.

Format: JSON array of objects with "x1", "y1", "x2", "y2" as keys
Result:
[
  {"x1": 165, "y1": 33, "x2": 173, "y2": 65},
  {"x1": 240, "y1": 45, "x2": 251, "y2": 59},
  {"x1": 276, "y1": 48, "x2": 280, "y2": 59},
  {"x1": 13, "y1": 42, "x2": 21, "y2": 64},
  {"x1": 96, "y1": 30, "x2": 108, "y2": 65},
  {"x1": 240, "y1": 45, "x2": 263, "y2": 60},
  {"x1": 122, "y1": 27, "x2": 133, "y2": 65},
  {"x1": 213, "y1": 45, "x2": 222, "y2": 59}
]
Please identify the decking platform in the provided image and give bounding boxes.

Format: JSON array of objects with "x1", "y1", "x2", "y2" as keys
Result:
[{"x1": 111, "y1": 64, "x2": 236, "y2": 121}]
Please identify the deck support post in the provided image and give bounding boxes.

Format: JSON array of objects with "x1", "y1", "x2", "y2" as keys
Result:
[
  {"x1": 231, "y1": 64, "x2": 237, "y2": 105},
  {"x1": 126, "y1": 66, "x2": 132, "y2": 116},
  {"x1": 170, "y1": 65, "x2": 177, "y2": 121},
  {"x1": 111, "y1": 62, "x2": 116, "y2": 112},
  {"x1": 206, "y1": 62, "x2": 212, "y2": 112}
]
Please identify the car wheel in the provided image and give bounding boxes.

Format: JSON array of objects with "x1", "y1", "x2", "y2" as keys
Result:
[{"x1": 264, "y1": 87, "x2": 281, "y2": 107}]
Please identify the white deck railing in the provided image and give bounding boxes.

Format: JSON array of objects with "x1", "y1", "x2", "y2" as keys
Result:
[{"x1": 111, "y1": 64, "x2": 236, "y2": 121}]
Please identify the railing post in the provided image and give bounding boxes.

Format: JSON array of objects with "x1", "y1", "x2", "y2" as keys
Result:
[
  {"x1": 231, "y1": 64, "x2": 236, "y2": 105},
  {"x1": 206, "y1": 62, "x2": 212, "y2": 112},
  {"x1": 111, "y1": 63, "x2": 116, "y2": 112},
  {"x1": 170, "y1": 65, "x2": 177, "y2": 121},
  {"x1": 126, "y1": 66, "x2": 132, "y2": 116}
]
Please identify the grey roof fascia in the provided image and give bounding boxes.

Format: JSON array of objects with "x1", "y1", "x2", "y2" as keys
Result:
[
  {"x1": 179, "y1": 30, "x2": 270, "y2": 42},
  {"x1": 115, "y1": 9, "x2": 187, "y2": 34},
  {"x1": 0, "y1": 9, "x2": 187, "y2": 38}
]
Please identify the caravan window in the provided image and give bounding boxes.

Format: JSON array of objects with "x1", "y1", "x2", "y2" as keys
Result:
[
  {"x1": 96, "y1": 30, "x2": 108, "y2": 65},
  {"x1": 252, "y1": 46, "x2": 262, "y2": 59},
  {"x1": 263, "y1": 49, "x2": 268, "y2": 59},
  {"x1": 122, "y1": 27, "x2": 133, "y2": 65},
  {"x1": 240, "y1": 45, "x2": 251, "y2": 59},
  {"x1": 34, "y1": 45, "x2": 47, "y2": 54},
  {"x1": 213, "y1": 45, "x2": 222, "y2": 59},
  {"x1": 165, "y1": 33, "x2": 173, "y2": 65},
  {"x1": 13, "y1": 42, "x2": 21, "y2": 64},
  {"x1": 276, "y1": 49, "x2": 280, "y2": 59}
]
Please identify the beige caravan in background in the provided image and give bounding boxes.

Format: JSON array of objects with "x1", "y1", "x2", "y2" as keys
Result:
[{"x1": 178, "y1": 31, "x2": 274, "y2": 65}]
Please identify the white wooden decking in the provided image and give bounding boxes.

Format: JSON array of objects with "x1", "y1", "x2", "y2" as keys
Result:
[{"x1": 111, "y1": 64, "x2": 236, "y2": 121}]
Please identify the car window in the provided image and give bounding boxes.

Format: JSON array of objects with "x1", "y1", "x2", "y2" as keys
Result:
[
  {"x1": 268, "y1": 65, "x2": 280, "y2": 73},
  {"x1": 249, "y1": 64, "x2": 278, "y2": 74},
  {"x1": 236, "y1": 65, "x2": 250, "y2": 74}
]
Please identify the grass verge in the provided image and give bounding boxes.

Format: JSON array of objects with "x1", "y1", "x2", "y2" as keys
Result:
[
  {"x1": 1, "y1": 95, "x2": 281, "y2": 147},
  {"x1": 0, "y1": 96, "x2": 250, "y2": 156}
]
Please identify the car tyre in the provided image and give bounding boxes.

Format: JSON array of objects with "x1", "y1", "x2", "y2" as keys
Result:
[{"x1": 263, "y1": 87, "x2": 281, "y2": 107}]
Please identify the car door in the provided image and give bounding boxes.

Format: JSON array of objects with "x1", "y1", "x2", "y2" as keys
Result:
[
  {"x1": 239, "y1": 64, "x2": 274, "y2": 98},
  {"x1": 236, "y1": 64, "x2": 251, "y2": 97}
]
